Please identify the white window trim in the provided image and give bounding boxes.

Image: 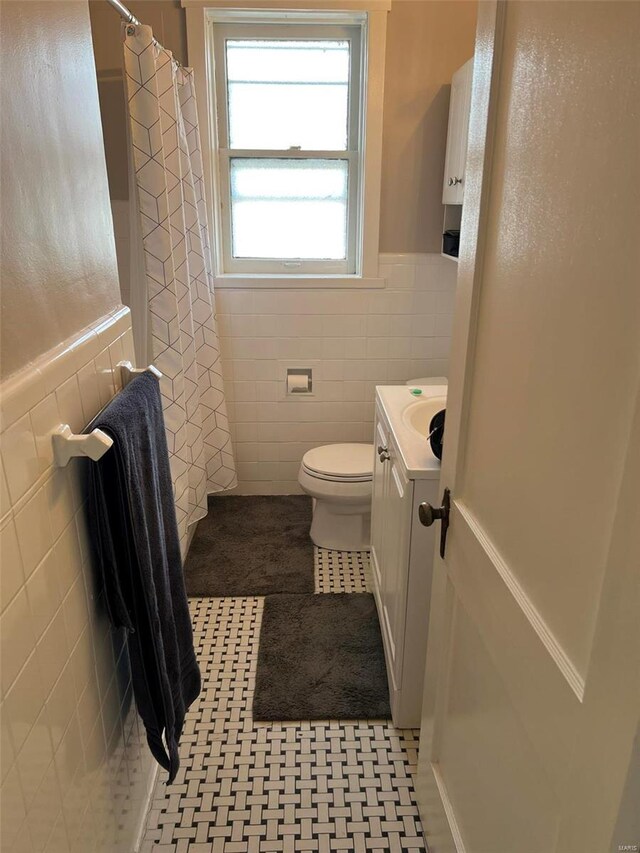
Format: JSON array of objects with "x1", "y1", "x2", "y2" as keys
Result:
[
  {"x1": 182, "y1": 0, "x2": 390, "y2": 288},
  {"x1": 213, "y1": 18, "x2": 362, "y2": 276}
]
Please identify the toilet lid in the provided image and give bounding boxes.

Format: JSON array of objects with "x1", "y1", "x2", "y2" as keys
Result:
[{"x1": 302, "y1": 444, "x2": 374, "y2": 480}]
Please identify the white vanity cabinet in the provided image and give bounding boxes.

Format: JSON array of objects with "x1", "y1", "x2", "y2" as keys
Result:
[
  {"x1": 442, "y1": 56, "x2": 474, "y2": 205},
  {"x1": 370, "y1": 399, "x2": 442, "y2": 728}
]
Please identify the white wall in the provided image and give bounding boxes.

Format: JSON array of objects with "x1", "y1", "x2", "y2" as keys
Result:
[
  {"x1": 0, "y1": 310, "x2": 156, "y2": 853},
  {"x1": 1, "y1": 2, "x2": 158, "y2": 849},
  {"x1": 217, "y1": 253, "x2": 457, "y2": 493}
]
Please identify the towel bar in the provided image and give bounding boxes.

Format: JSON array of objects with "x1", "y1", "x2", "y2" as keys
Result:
[
  {"x1": 51, "y1": 363, "x2": 162, "y2": 467},
  {"x1": 52, "y1": 424, "x2": 113, "y2": 467},
  {"x1": 119, "y1": 361, "x2": 163, "y2": 385}
]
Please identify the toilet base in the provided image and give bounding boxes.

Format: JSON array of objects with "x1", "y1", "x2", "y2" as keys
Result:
[{"x1": 309, "y1": 497, "x2": 371, "y2": 552}]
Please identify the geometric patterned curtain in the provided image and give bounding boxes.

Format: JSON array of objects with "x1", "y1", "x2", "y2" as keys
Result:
[{"x1": 122, "y1": 24, "x2": 237, "y2": 552}]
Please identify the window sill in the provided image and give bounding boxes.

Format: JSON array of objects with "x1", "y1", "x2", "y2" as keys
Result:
[{"x1": 213, "y1": 275, "x2": 386, "y2": 289}]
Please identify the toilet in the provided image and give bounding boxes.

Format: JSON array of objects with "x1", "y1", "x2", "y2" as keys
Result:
[{"x1": 298, "y1": 443, "x2": 374, "y2": 551}]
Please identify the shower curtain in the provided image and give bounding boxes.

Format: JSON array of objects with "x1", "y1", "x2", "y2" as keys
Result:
[{"x1": 122, "y1": 24, "x2": 236, "y2": 550}]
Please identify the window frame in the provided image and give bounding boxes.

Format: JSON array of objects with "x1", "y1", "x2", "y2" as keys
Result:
[
  {"x1": 182, "y1": 0, "x2": 390, "y2": 288},
  {"x1": 213, "y1": 20, "x2": 363, "y2": 275}
]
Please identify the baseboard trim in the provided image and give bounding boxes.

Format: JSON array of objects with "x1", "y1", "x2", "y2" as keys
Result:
[
  {"x1": 432, "y1": 762, "x2": 467, "y2": 853},
  {"x1": 132, "y1": 761, "x2": 159, "y2": 852}
]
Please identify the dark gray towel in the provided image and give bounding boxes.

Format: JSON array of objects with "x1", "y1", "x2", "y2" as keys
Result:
[{"x1": 88, "y1": 372, "x2": 201, "y2": 783}]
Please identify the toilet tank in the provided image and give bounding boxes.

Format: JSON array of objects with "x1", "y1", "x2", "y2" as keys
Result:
[{"x1": 405, "y1": 376, "x2": 448, "y2": 387}]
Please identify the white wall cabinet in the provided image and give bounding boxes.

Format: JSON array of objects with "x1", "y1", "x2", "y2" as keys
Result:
[
  {"x1": 442, "y1": 57, "x2": 474, "y2": 205},
  {"x1": 370, "y1": 403, "x2": 441, "y2": 728}
]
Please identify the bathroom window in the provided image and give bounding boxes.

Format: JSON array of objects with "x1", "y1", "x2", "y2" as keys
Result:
[
  {"x1": 206, "y1": 12, "x2": 379, "y2": 281},
  {"x1": 213, "y1": 22, "x2": 361, "y2": 275}
]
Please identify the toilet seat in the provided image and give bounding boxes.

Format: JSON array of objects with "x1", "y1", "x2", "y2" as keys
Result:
[
  {"x1": 301, "y1": 466, "x2": 372, "y2": 484},
  {"x1": 301, "y1": 444, "x2": 373, "y2": 483}
]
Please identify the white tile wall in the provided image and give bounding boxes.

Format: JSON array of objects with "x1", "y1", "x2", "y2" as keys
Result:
[
  {"x1": 0, "y1": 307, "x2": 156, "y2": 853},
  {"x1": 217, "y1": 253, "x2": 457, "y2": 493}
]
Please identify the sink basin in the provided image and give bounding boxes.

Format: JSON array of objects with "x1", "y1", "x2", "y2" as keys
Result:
[
  {"x1": 402, "y1": 396, "x2": 447, "y2": 438},
  {"x1": 376, "y1": 385, "x2": 448, "y2": 478}
]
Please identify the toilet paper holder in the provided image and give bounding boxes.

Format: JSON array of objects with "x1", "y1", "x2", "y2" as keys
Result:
[{"x1": 286, "y1": 368, "x2": 312, "y2": 394}]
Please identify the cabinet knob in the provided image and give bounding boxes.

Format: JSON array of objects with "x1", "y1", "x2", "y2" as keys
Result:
[
  {"x1": 378, "y1": 444, "x2": 390, "y2": 462},
  {"x1": 377, "y1": 444, "x2": 387, "y2": 454},
  {"x1": 447, "y1": 177, "x2": 454, "y2": 187},
  {"x1": 452, "y1": 176, "x2": 462, "y2": 185}
]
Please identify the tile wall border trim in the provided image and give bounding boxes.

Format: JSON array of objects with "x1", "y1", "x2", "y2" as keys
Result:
[{"x1": 0, "y1": 306, "x2": 131, "y2": 431}]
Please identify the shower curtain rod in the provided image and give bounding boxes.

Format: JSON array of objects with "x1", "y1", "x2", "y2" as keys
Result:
[
  {"x1": 106, "y1": 0, "x2": 140, "y2": 25},
  {"x1": 106, "y1": 0, "x2": 185, "y2": 66}
]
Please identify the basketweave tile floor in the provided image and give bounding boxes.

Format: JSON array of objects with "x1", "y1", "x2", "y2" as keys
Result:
[{"x1": 140, "y1": 548, "x2": 427, "y2": 852}]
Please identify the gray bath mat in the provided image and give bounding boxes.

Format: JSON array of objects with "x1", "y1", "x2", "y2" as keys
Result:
[
  {"x1": 184, "y1": 495, "x2": 315, "y2": 597},
  {"x1": 253, "y1": 593, "x2": 391, "y2": 721}
]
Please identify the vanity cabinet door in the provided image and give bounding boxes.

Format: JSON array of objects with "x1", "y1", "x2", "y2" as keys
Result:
[
  {"x1": 370, "y1": 417, "x2": 388, "y2": 594},
  {"x1": 382, "y1": 449, "x2": 413, "y2": 687},
  {"x1": 379, "y1": 446, "x2": 413, "y2": 684},
  {"x1": 371, "y1": 411, "x2": 414, "y2": 691}
]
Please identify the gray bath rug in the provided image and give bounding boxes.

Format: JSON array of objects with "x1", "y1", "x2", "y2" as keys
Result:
[
  {"x1": 253, "y1": 593, "x2": 391, "y2": 721},
  {"x1": 184, "y1": 495, "x2": 315, "y2": 597}
]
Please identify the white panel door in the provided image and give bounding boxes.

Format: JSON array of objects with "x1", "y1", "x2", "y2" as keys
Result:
[{"x1": 417, "y1": 4, "x2": 640, "y2": 853}]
